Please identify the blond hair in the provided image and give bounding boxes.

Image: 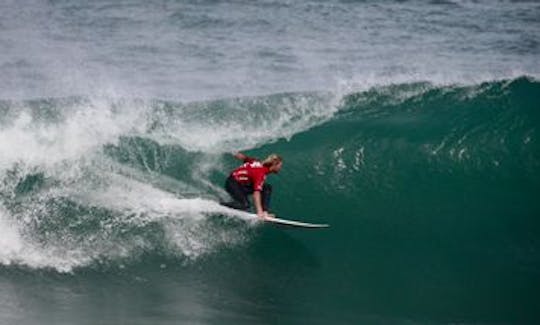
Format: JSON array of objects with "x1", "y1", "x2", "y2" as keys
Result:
[{"x1": 262, "y1": 154, "x2": 282, "y2": 167}]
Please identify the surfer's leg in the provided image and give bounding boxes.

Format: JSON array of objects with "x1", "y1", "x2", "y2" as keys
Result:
[
  {"x1": 261, "y1": 183, "x2": 272, "y2": 212},
  {"x1": 222, "y1": 176, "x2": 250, "y2": 210}
]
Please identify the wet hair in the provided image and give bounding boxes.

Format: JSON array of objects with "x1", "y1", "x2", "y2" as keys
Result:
[{"x1": 262, "y1": 154, "x2": 282, "y2": 167}]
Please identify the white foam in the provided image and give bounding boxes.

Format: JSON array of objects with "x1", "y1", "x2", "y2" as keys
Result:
[
  {"x1": 78, "y1": 173, "x2": 256, "y2": 260},
  {"x1": 0, "y1": 98, "x2": 147, "y2": 170},
  {"x1": 0, "y1": 175, "x2": 257, "y2": 272},
  {"x1": 146, "y1": 93, "x2": 341, "y2": 153},
  {"x1": 0, "y1": 202, "x2": 94, "y2": 272},
  {"x1": 0, "y1": 205, "x2": 25, "y2": 266},
  {"x1": 81, "y1": 171, "x2": 256, "y2": 225}
]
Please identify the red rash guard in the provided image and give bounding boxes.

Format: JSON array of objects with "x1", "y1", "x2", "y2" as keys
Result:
[{"x1": 231, "y1": 158, "x2": 270, "y2": 192}]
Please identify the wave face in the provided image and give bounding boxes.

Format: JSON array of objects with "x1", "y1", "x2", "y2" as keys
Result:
[
  {"x1": 1, "y1": 77, "x2": 539, "y2": 323},
  {"x1": 258, "y1": 77, "x2": 540, "y2": 324}
]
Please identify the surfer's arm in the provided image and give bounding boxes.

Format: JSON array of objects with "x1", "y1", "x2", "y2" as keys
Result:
[
  {"x1": 233, "y1": 152, "x2": 253, "y2": 162},
  {"x1": 253, "y1": 191, "x2": 267, "y2": 219}
]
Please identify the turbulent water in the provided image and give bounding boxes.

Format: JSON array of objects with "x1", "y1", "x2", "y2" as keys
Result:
[{"x1": 1, "y1": 1, "x2": 539, "y2": 324}]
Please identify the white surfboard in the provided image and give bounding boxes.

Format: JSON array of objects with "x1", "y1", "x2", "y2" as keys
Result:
[
  {"x1": 262, "y1": 215, "x2": 329, "y2": 228},
  {"x1": 165, "y1": 198, "x2": 329, "y2": 228},
  {"x1": 204, "y1": 202, "x2": 330, "y2": 228},
  {"x1": 218, "y1": 204, "x2": 329, "y2": 228}
]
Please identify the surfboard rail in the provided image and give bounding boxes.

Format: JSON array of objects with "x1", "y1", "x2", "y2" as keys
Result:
[
  {"x1": 215, "y1": 200, "x2": 329, "y2": 228},
  {"x1": 262, "y1": 215, "x2": 329, "y2": 228}
]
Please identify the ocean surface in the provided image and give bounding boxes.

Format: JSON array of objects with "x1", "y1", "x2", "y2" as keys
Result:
[{"x1": 1, "y1": 1, "x2": 540, "y2": 324}]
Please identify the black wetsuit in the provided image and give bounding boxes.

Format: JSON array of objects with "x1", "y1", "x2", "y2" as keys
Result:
[{"x1": 221, "y1": 175, "x2": 272, "y2": 212}]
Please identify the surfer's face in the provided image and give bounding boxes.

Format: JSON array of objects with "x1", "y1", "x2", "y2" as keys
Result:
[{"x1": 271, "y1": 161, "x2": 282, "y2": 173}]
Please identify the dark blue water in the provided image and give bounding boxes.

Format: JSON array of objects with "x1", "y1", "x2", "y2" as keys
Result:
[{"x1": 1, "y1": 1, "x2": 539, "y2": 324}]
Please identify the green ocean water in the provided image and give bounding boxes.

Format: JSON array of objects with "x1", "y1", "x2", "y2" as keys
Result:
[{"x1": 1, "y1": 77, "x2": 539, "y2": 324}]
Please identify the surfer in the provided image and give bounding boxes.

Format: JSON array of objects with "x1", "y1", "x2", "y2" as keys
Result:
[{"x1": 221, "y1": 152, "x2": 283, "y2": 219}]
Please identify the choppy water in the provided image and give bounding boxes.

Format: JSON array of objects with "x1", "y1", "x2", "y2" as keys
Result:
[{"x1": 1, "y1": 1, "x2": 539, "y2": 324}]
